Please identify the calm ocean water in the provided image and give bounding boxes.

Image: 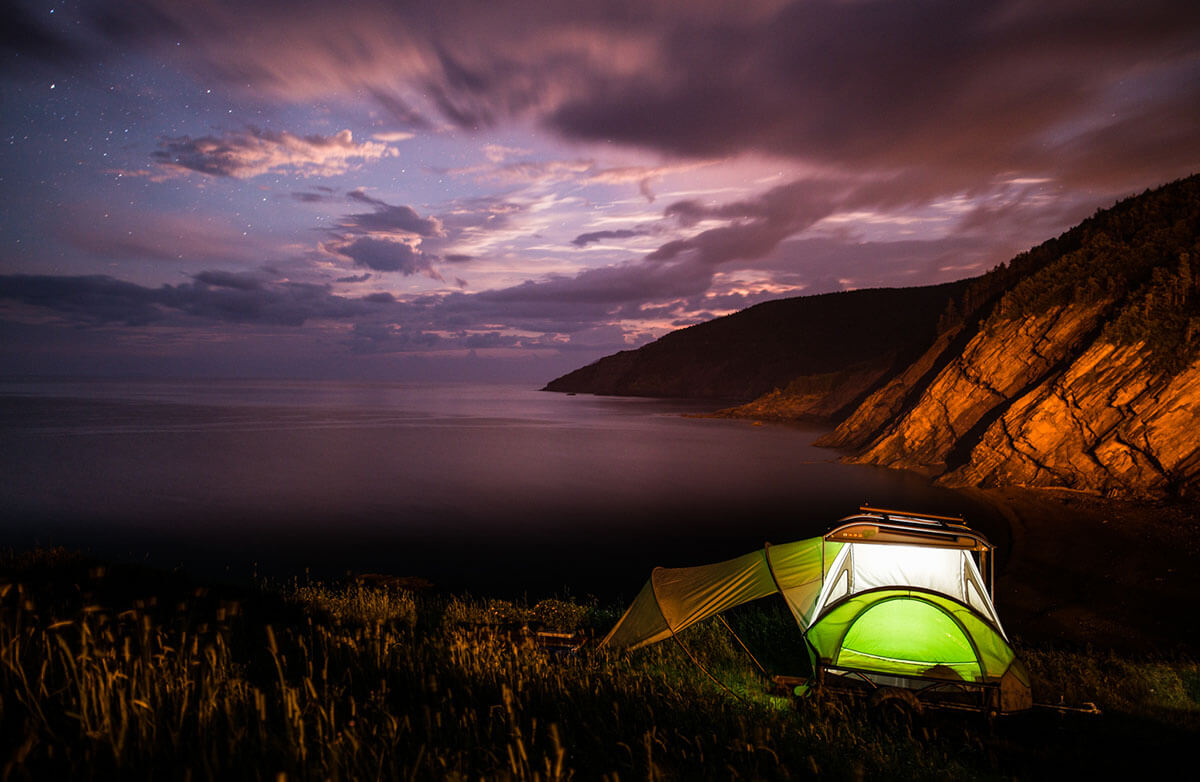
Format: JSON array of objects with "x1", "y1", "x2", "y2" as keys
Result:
[{"x1": 0, "y1": 379, "x2": 1002, "y2": 598}]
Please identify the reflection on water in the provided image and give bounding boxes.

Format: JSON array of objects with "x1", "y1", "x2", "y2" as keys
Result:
[{"x1": 0, "y1": 379, "x2": 1003, "y2": 598}]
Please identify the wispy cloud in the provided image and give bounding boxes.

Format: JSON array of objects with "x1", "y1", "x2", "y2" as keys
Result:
[{"x1": 153, "y1": 128, "x2": 397, "y2": 179}]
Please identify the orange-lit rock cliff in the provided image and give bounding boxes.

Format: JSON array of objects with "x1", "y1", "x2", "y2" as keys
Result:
[
  {"x1": 829, "y1": 174, "x2": 1200, "y2": 498},
  {"x1": 547, "y1": 175, "x2": 1200, "y2": 499}
]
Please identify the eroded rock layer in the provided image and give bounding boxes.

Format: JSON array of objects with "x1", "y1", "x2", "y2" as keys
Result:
[
  {"x1": 942, "y1": 342, "x2": 1200, "y2": 498},
  {"x1": 850, "y1": 302, "x2": 1109, "y2": 476}
]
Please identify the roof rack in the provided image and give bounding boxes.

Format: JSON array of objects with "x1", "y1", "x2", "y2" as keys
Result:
[
  {"x1": 824, "y1": 506, "x2": 993, "y2": 552},
  {"x1": 858, "y1": 505, "x2": 966, "y2": 524}
]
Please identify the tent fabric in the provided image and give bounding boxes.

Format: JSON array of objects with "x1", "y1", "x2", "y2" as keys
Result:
[
  {"x1": 767, "y1": 539, "x2": 843, "y2": 627},
  {"x1": 601, "y1": 525, "x2": 1029, "y2": 709},
  {"x1": 810, "y1": 543, "x2": 1003, "y2": 634},
  {"x1": 601, "y1": 537, "x2": 838, "y2": 650},
  {"x1": 805, "y1": 588, "x2": 1015, "y2": 682}
]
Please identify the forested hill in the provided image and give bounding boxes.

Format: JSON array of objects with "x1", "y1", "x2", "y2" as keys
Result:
[{"x1": 542, "y1": 280, "x2": 970, "y2": 416}]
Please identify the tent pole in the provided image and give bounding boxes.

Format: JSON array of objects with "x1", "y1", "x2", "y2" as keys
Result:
[
  {"x1": 651, "y1": 568, "x2": 750, "y2": 704},
  {"x1": 718, "y1": 614, "x2": 767, "y2": 675},
  {"x1": 668, "y1": 628, "x2": 749, "y2": 704}
]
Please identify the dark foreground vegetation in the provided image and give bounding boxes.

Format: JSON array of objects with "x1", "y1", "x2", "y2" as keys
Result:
[{"x1": 2, "y1": 549, "x2": 1197, "y2": 780}]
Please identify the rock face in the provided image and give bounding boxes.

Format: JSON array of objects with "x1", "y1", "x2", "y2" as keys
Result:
[
  {"x1": 943, "y1": 342, "x2": 1200, "y2": 498},
  {"x1": 850, "y1": 302, "x2": 1109, "y2": 476},
  {"x1": 814, "y1": 323, "x2": 969, "y2": 450},
  {"x1": 829, "y1": 174, "x2": 1200, "y2": 499}
]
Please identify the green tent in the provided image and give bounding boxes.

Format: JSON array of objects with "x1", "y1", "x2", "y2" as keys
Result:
[{"x1": 601, "y1": 508, "x2": 1032, "y2": 713}]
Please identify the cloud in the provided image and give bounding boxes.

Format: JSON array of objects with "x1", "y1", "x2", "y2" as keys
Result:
[
  {"x1": 346, "y1": 322, "x2": 442, "y2": 353},
  {"x1": 335, "y1": 236, "x2": 438, "y2": 276},
  {"x1": 192, "y1": 270, "x2": 264, "y2": 291},
  {"x1": 646, "y1": 179, "x2": 840, "y2": 268},
  {"x1": 448, "y1": 154, "x2": 709, "y2": 202},
  {"x1": 571, "y1": 228, "x2": 645, "y2": 247},
  {"x1": 89, "y1": 1, "x2": 1199, "y2": 199},
  {"x1": 153, "y1": 127, "x2": 396, "y2": 179},
  {"x1": 546, "y1": 1, "x2": 1200, "y2": 194},
  {"x1": 9, "y1": 0, "x2": 1200, "y2": 374},
  {"x1": 371, "y1": 131, "x2": 415, "y2": 142},
  {"x1": 0, "y1": 272, "x2": 388, "y2": 327},
  {"x1": 338, "y1": 190, "x2": 445, "y2": 237},
  {"x1": 0, "y1": 274, "x2": 168, "y2": 325},
  {"x1": 291, "y1": 190, "x2": 336, "y2": 203},
  {"x1": 322, "y1": 192, "x2": 448, "y2": 278}
]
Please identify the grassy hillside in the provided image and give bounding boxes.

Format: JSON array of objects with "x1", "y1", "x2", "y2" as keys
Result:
[{"x1": 3, "y1": 549, "x2": 1197, "y2": 780}]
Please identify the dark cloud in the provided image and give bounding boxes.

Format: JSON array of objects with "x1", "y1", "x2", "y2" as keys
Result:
[
  {"x1": 571, "y1": 228, "x2": 644, "y2": 247},
  {"x1": 291, "y1": 191, "x2": 336, "y2": 203},
  {"x1": 0, "y1": 272, "x2": 387, "y2": 327},
  {"x1": 88, "y1": 0, "x2": 1197, "y2": 194},
  {"x1": 338, "y1": 191, "x2": 444, "y2": 237},
  {"x1": 337, "y1": 237, "x2": 437, "y2": 275},
  {"x1": 192, "y1": 270, "x2": 264, "y2": 291},
  {"x1": 478, "y1": 260, "x2": 709, "y2": 307},
  {"x1": 347, "y1": 322, "x2": 442, "y2": 353},
  {"x1": 647, "y1": 179, "x2": 839, "y2": 268},
  {"x1": 546, "y1": 1, "x2": 1200, "y2": 192},
  {"x1": 335, "y1": 273, "x2": 372, "y2": 283},
  {"x1": 0, "y1": 274, "x2": 166, "y2": 325},
  {"x1": 324, "y1": 193, "x2": 446, "y2": 278}
]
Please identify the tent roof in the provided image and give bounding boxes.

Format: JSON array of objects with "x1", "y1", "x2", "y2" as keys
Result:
[{"x1": 600, "y1": 537, "x2": 840, "y2": 650}]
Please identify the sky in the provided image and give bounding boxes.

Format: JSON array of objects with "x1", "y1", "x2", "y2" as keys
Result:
[{"x1": 1, "y1": 0, "x2": 1198, "y2": 382}]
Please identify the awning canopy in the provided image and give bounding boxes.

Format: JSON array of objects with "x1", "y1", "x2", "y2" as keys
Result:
[{"x1": 600, "y1": 537, "x2": 842, "y2": 650}]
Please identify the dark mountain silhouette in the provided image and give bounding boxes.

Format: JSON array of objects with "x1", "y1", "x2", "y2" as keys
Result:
[{"x1": 543, "y1": 281, "x2": 970, "y2": 416}]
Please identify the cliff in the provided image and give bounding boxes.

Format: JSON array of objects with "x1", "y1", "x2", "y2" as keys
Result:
[
  {"x1": 543, "y1": 282, "x2": 968, "y2": 405},
  {"x1": 835, "y1": 174, "x2": 1200, "y2": 498},
  {"x1": 942, "y1": 341, "x2": 1200, "y2": 498},
  {"x1": 849, "y1": 301, "x2": 1110, "y2": 476}
]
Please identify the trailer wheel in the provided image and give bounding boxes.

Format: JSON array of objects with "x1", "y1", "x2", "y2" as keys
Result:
[{"x1": 869, "y1": 687, "x2": 922, "y2": 730}]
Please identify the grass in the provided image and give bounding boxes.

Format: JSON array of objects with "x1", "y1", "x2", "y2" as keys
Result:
[{"x1": 2, "y1": 548, "x2": 1197, "y2": 780}]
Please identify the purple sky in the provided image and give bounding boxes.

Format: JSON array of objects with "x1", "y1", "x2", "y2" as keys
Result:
[{"x1": 2, "y1": 0, "x2": 1198, "y2": 381}]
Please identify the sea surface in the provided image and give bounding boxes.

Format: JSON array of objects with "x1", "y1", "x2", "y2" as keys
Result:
[{"x1": 0, "y1": 379, "x2": 1003, "y2": 598}]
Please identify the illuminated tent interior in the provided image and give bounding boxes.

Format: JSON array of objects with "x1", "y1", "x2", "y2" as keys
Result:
[{"x1": 601, "y1": 509, "x2": 1032, "y2": 713}]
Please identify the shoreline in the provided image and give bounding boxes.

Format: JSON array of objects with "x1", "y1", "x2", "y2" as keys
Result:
[{"x1": 968, "y1": 486, "x2": 1200, "y2": 654}]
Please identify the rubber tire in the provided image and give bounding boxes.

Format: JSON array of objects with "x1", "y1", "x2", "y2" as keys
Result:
[{"x1": 869, "y1": 687, "x2": 922, "y2": 730}]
